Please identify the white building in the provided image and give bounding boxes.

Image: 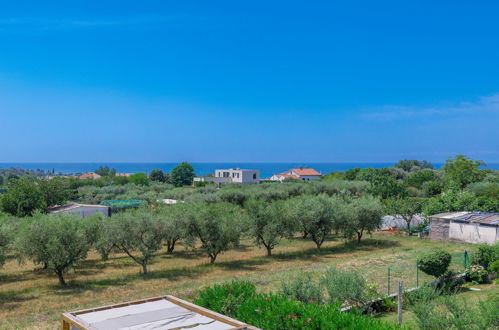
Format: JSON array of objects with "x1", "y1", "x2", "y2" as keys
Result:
[
  {"x1": 429, "y1": 211, "x2": 499, "y2": 245},
  {"x1": 194, "y1": 168, "x2": 260, "y2": 185},
  {"x1": 269, "y1": 167, "x2": 322, "y2": 181}
]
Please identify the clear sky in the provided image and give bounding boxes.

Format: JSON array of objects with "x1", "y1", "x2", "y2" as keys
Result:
[{"x1": 1, "y1": 1, "x2": 498, "y2": 163}]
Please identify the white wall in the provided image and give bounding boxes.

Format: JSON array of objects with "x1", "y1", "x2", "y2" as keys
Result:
[{"x1": 449, "y1": 222, "x2": 498, "y2": 245}]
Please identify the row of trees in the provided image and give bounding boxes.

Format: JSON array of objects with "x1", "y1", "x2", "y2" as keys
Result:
[
  {"x1": 93, "y1": 163, "x2": 195, "y2": 187},
  {"x1": 0, "y1": 194, "x2": 383, "y2": 285}
]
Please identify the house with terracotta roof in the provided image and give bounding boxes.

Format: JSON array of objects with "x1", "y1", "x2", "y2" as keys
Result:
[
  {"x1": 269, "y1": 167, "x2": 322, "y2": 181},
  {"x1": 78, "y1": 172, "x2": 101, "y2": 179}
]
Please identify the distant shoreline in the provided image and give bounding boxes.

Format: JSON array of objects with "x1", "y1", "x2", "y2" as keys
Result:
[{"x1": 1, "y1": 162, "x2": 498, "y2": 179}]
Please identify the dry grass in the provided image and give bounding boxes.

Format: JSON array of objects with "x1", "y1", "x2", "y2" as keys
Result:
[{"x1": 0, "y1": 233, "x2": 472, "y2": 329}]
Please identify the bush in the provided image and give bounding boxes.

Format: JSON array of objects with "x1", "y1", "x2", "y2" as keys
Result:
[
  {"x1": 195, "y1": 281, "x2": 400, "y2": 329},
  {"x1": 194, "y1": 280, "x2": 256, "y2": 316},
  {"x1": 417, "y1": 250, "x2": 452, "y2": 278},
  {"x1": 411, "y1": 295, "x2": 498, "y2": 329},
  {"x1": 489, "y1": 260, "x2": 499, "y2": 273},
  {"x1": 405, "y1": 286, "x2": 440, "y2": 307},
  {"x1": 322, "y1": 267, "x2": 367, "y2": 306},
  {"x1": 437, "y1": 270, "x2": 464, "y2": 293},
  {"x1": 280, "y1": 273, "x2": 324, "y2": 304},
  {"x1": 470, "y1": 244, "x2": 499, "y2": 269},
  {"x1": 465, "y1": 265, "x2": 488, "y2": 284}
]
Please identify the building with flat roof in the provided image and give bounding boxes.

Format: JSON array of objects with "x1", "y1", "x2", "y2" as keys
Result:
[
  {"x1": 429, "y1": 211, "x2": 499, "y2": 245},
  {"x1": 194, "y1": 168, "x2": 260, "y2": 185}
]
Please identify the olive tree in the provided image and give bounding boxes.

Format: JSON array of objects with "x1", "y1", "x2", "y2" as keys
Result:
[
  {"x1": 0, "y1": 216, "x2": 12, "y2": 267},
  {"x1": 156, "y1": 203, "x2": 189, "y2": 254},
  {"x1": 287, "y1": 195, "x2": 337, "y2": 249},
  {"x1": 186, "y1": 202, "x2": 242, "y2": 264},
  {"x1": 103, "y1": 209, "x2": 164, "y2": 274},
  {"x1": 342, "y1": 196, "x2": 383, "y2": 243},
  {"x1": 384, "y1": 198, "x2": 423, "y2": 235},
  {"x1": 246, "y1": 199, "x2": 293, "y2": 256},
  {"x1": 16, "y1": 213, "x2": 94, "y2": 285}
]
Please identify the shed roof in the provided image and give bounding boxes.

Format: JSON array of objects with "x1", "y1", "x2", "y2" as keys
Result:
[{"x1": 431, "y1": 211, "x2": 499, "y2": 226}]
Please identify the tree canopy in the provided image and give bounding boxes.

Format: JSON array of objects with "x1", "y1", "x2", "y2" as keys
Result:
[
  {"x1": 171, "y1": 162, "x2": 195, "y2": 187},
  {"x1": 443, "y1": 155, "x2": 487, "y2": 189}
]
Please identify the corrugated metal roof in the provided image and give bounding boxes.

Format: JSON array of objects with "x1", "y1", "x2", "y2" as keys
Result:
[{"x1": 431, "y1": 211, "x2": 499, "y2": 226}]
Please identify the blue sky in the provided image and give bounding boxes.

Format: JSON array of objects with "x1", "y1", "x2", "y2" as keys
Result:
[{"x1": 0, "y1": 1, "x2": 498, "y2": 163}]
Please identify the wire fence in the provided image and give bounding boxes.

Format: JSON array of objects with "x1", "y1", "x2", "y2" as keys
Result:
[{"x1": 384, "y1": 250, "x2": 470, "y2": 295}]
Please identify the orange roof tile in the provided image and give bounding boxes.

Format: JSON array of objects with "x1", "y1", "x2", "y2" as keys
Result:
[{"x1": 290, "y1": 168, "x2": 321, "y2": 176}]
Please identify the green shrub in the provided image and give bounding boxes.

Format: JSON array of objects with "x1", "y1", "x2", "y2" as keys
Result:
[
  {"x1": 411, "y1": 295, "x2": 498, "y2": 329},
  {"x1": 234, "y1": 294, "x2": 399, "y2": 329},
  {"x1": 280, "y1": 273, "x2": 324, "y2": 304},
  {"x1": 465, "y1": 265, "x2": 488, "y2": 284},
  {"x1": 405, "y1": 286, "x2": 440, "y2": 307},
  {"x1": 194, "y1": 280, "x2": 256, "y2": 316},
  {"x1": 322, "y1": 267, "x2": 367, "y2": 306},
  {"x1": 195, "y1": 281, "x2": 400, "y2": 329},
  {"x1": 470, "y1": 244, "x2": 499, "y2": 269},
  {"x1": 417, "y1": 250, "x2": 452, "y2": 278},
  {"x1": 489, "y1": 260, "x2": 499, "y2": 273},
  {"x1": 437, "y1": 270, "x2": 464, "y2": 293}
]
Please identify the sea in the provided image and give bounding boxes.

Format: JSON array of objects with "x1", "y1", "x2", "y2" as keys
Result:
[{"x1": 1, "y1": 162, "x2": 498, "y2": 179}]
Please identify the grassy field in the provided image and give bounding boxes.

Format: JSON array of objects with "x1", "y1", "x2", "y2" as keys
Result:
[{"x1": 0, "y1": 233, "x2": 488, "y2": 329}]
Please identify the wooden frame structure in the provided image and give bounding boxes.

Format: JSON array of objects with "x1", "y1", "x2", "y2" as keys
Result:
[{"x1": 62, "y1": 295, "x2": 258, "y2": 330}]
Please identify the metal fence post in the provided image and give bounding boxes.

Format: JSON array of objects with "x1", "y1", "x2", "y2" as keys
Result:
[
  {"x1": 397, "y1": 280, "x2": 403, "y2": 325},
  {"x1": 387, "y1": 267, "x2": 391, "y2": 296},
  {"x1": 464, "y1": 250, "x2": 469, "y2": 269}
]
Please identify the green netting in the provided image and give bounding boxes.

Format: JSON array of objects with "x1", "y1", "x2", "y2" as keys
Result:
[{"x1": 99, "y1": 199, "x2": 145, "y2": 209}]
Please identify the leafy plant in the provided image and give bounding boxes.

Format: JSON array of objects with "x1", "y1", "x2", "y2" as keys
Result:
[
  {"x1": 194, "y1": 280, "x2": 256, "y2": 316},
  {"x1": 417, "y1": 250, "x2": 452, "y2": 278},
  {"x1": 465, "y1": 265, "x2": 488, "y2": 284},
  {"x1": 280, "y1": 272, "x2": 324, "y2": 304},
  {"x1": 470, "y1": 243, "x2": 499, "y2": 269},
  {"x1": 411, "y1": 295, "x2": 498, "y2": 330},
  {"x1": 437, "y1": 270, "x2": 464, "y2": 293},
  {"x1": 405, "y1": 285, "x2": 440, "y2": 307},
  {"x1": 489, "y1": 260, "x2": 499, "y2": 273},
  {"x1": 195, "y1": 281, "x2": 400, "y2": 329},
  {"x1": 322, "y1": 266, "x2": 367, "y2": 306}
]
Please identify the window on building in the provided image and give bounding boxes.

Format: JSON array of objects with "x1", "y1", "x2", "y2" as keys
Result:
[{"x1": 253, "y1": 173, "x2": 256, "y2": 179}]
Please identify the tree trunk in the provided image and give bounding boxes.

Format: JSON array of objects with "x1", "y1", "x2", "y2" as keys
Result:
[
  {"x1": 407, "y1": 221, "x2": 412, "y2": 236},
  {"x1": 357, "y1": 231, "x2": 363, "y2": 243},
  {"x1": 43, "y1": 262, "x2": 48, "y2": 270},
  {"x1": 56, "y1": 270, "x2": 66, "y2": 286},
  {"x1": 209, "y1": 254, "x2": 217, "y2": 264},
  {"x1": 315, "y1": 241, "x2": 322, "y2": 249},
  {"x1": 302, "y1": 230, "x2": 309, "y2": 239},
  {"x1": 142, "y1": 263, "x2": 148, "y2": 275},
  {"x1": 266, "y1": 246, "x2": 272, "y2": 257},
  {"x1": 167, "y1": 240, "x2": 176, "y2": 254}
]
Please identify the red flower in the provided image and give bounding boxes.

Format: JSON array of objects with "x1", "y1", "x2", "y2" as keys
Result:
[{"x1": 307, "y1": 318, "x2": 312, "y2": 323}]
